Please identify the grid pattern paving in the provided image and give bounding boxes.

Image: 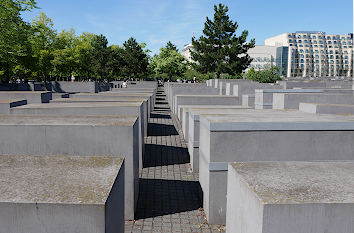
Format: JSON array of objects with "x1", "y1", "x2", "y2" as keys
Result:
[{"x1": 125, "y1": 87, "x2": 225, "y2": 232}]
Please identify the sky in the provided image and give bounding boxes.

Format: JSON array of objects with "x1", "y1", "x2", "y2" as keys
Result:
[{"x1": 21, "y1": 0, "x2": 353, "y2": 55}]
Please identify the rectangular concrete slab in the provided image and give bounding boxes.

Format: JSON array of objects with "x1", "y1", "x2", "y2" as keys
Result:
[
  {"x1": 0, "y1": 91, "x2": 52, "y2": 103},
  {"x1": 173, "y1": 95, "x2": 239, "y2": 114},
  {"x1": 0, "y1": 154, "x2": 125, "y2": 233},
  {"x1": 0, "y1": 114, "x2": 139, "y2": 220},
  {"x1": 227, "y1": 161, "x2": 354, "y2": 233},
  {"x1": 199, "y1": 110, "x2": 354, "y2": 225},
  {"x1": 10, "y1": 102, "x2": 146, "y2": 169},
  {"x1": 273, "y1": 93, "x2": 354, "y2": 110},
  {"x1": 300, "y1": 102, "x2": 354, "y2": 115},
  {"x1": 0, "y1": 99, "x2": 27, "y2": 114},
  {"x1": 186, "y1": 107, "x2": 249, "y2": 172}
]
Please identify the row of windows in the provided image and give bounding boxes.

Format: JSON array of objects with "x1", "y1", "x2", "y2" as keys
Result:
[
  {"x1": 293, "y1": 49, "x2": 351, "y2": 54},
  {"x1": 288, "y1": 34, "x2": 352, "y2": 40},
  {"x1": 289, "y1": 39, "x2": 352, "y2": 44},
  {"x1": 252, "y1": 57, "x2": 272, "y2": 62},
  {"x1": 289, "y1": 44, "x2": 352, "y2": 49}
]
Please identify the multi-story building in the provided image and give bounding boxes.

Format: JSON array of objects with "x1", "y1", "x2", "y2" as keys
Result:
[
  {"x1": 180, "y1": 43, "x2": 194, "y2": 62},
  {"x1": 265, "y1": 31, "x2": 353, "y2": 77},
  {"x1": 247, "y1": 45, "x2": 277, "y2": 71}
]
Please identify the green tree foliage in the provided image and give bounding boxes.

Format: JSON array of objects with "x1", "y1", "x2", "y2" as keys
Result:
[
  {"x1": 91, "y1": 34, "x2": 110, "y2": 80},
  {"x1": 0, "y1": 0, "x2": 37, "y2": 82},
  {"x1": 246, "y1": 67, "x2": 282, "y2": 83},
  {"x1": 121, "y1": 37, "x2": 149, "y2": 80},
  {"x1": 30, "y1": 12, "x2": 57, "y2": 81},
  {"x1": 191, "y1": 3, "x2": 255, "y2": 78},
  {"x1": 0, "y1": 1, "x2": 153, "y2": 82},
  {"x1": 149, "y1": 42, "x2": 187, "y2": 81}
]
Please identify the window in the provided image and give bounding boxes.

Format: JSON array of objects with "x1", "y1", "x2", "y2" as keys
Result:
[
  {"x1": 342, "y1": 37, "x2": 345, "y2": 40},
  {"x1": 332, "y1": 36, "x2": 336, "y2": 39},
  {"x1": 298, "y1": 40, "x2": 302, "y2": 43},
  {"x1": 345, "y1": 60, "x2": 348, "y2": 64},
  {"x1": 320, "y1": 45, "x2": 324, "y2": 48},
  {"x1": 288, "y1": 34, "x2": 292, "y2": 38},
  {"x1": 330, "y1": 50, "x2": 333, "y2": 54},
  {"x1": 334, "y1": 41, "x2": 337, "y2": 44},
  {"x1": 313, "y1": 36, "x2": 317, "y2": 39},
  {"x1": 327, "y1": 36, "x2": 331, "y2": 40},
  {"x1": 299, "y1": 44, "x2": 303, "y2": 47},
  {"x1": 330, "y1": 60, "x2": 334, "y2": 64},
  {"x1": 314, "y1": 45, "x2": 318, "y2": 48},
  {"x1": 303, "y1": 35, "x2": 307, "y2": 38},
  {"x1": 344, "y1": 51, "x2": 348, "y2": 54},
  {"x1": 305, "y1": 49, "x2": 309, "y2": 53},
  {"x1": 315, "y1": 55, "x2": 319, "y2": 58},
  {"x1": 299, "y1": 49, "x2": 304, "y2": 53},
  {"x1": 305, "y1": 44, "x2": 309, "y2": 47},
  {"x1": 343, "y1": 42, "x2": 346, "y2": 45},
  {"x1": 300, "y1": 59, "x2": 304, "y2": 63},
  {"x1": 298, "y1": 35, "x2": 301, "y2": 38},
  {"x1": 300, "y1": 54, "x2": 304, "y2": 58},
  {"x1": 344, "y1": 46, "x2": 347, "y2": 48},
  {"x1": 313, "y1": 40, "x2": 317, "y2": 43},
  {"x1": 289, "y1": 43, "x2": 293, "y2": 46},
  {"x1": 314, "y1": 50, "x2": 319, "y2": 53},
  {"x1": 330, "y1": 55, "x2": 334, "y2": 59},
  {"x1": 328, "y1": 41, "x2": 332, "y2": 44}
]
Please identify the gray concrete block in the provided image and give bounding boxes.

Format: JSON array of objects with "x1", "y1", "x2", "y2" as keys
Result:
[
  {"x1": 0, "y1": 115, "x2": 139, "y2": 220},
  {"x1": 186, "y1": 107, "x2": 249, "y2": 172},
  {"x1": 226, "y1": 161, "x2": 354, "y2": 233},
  {"x1": 51, "y1": 93, "x2": 69, "y2": 99},
  {"x1": 173, "y1": 95, "x2": 239, "y2": 114},
  {"x1": 242, "y1": 94, "x2": 255, "y2": 108},
  {"x1": 199, "y1": 110, "x2": 354, "y2": 225},
  {"x1": 49, "y1": 81, "x2": 99, "y2": 93},
  {"x1": 0, "y1": 99, "x2": 27, "y2": 114},
  {"x1": 71, "y1": 92, "x2": 155, "y2": 113},
  {"x1": 255, "y1": 89, "x2": 324, "y2": 109},
  {"x1": 0, "y1": 91, "x2": 52, "y2": 103},
  {"x1": 299, "y1": 102, "x2": 354, "y2": 115},
  {"x1": 273, "y1": 93, "x2": 354, "y2": 110},
  {"x1": 51, "y1": 98, "x2": 149, "y2": 134},
  {"x1": 10, "y1": 102, "x2": 146, "y2": 170},
  {"x1": 0, "y1": 154, "x2": 125, "y2": 233}
]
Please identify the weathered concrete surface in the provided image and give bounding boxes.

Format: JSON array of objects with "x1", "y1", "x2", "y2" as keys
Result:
[
  {"x1": 273, "y1": 93, "x2": 354, "y2": 110},
  {"x1": 10, "y1": 102, "x2": 146, "y2": 170},
  {"x1": 49, "y1": 81, "x2": 99, "y2": 93},
  {"x1": 0, "y1": 154, "x2": 125, "y2": 233},
  {"x1": 199, "y1": 110, "x2": 354, "y2": 225},
  {"x1": 0, "y1": 114, "x2": 139, "y2": 220},
  {"x1": 0, "y1": 99, "x2": 27, "y2": 114},
  {"x1": 71, "y1": 92, "x2": 155, "y2": 112},
  {"x1": 232, "y1": 82, "x2": 281, "y2": 97},
  {"x1": 51, "y1": 93, "x2": 69, "y2": 99},
  {"x1": 186, "y1": 107, "x2": 249, "y2": 172},
  {"x1": 0, "y1": 91, "x2": 52, "y2": 103},
  {"x1": 227, "y1": 161, "x2": 354, "y2": 233},
  {"x1": 242, "y1": 94, "x2": 255, "y2": 108},
  {"x1": 173, "y1": 95, "x2": 239, "y2": 114},
  {"x1": 300, "y1": 102, "x2": 354, "y2": 115},
  {"x1": 54, "y1": 96, "x2": 150, "y2": 119},
  {"x1": 278, "y1": 80, "x2": 353, "y2": 89}
]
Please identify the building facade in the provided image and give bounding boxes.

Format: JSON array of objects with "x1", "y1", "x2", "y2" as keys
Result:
[
  {"x1": 265, "y1": 31, "x2": 353, "y2": 78},
  {"x1": 180, "y1": 43, "x2": 194, "y2": 63},
  {"x1": 247, "y1": 45, "x2": 277, "y2": 71}
]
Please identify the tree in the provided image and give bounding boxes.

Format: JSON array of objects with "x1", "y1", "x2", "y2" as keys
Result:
[
  {"x1": 150, "y1": 42, "x2": 187, "y2": 81},
  {"x1": 191, "y1": 3, "x2": 255, "y2": 78},
  {"x1": 0, "y1": 0, "x2": 37, "y2": 82},
  {"x1": 246, "y1": 67, "x2": 282, "y2": 83},
  {"x1": 30, "y1": 12, "x2": 57, "y2": 81},
  {"x1": 107, "y1": 45, "x2": 125, "y2": 80},
  {"x1": 91, "y1": 34, "x2": 109, "y2": 80},
  {"x1": 121, "y1": 37, "x2": 149, "y2": 80}
]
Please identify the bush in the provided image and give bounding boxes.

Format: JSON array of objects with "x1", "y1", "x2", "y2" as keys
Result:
[{"x1": 246, "y1": 67, "x2": 282, "y2": 83}]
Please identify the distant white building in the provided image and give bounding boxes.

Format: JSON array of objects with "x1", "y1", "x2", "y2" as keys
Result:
[
  {"x1": 247, "y1": 45, "x2": 277, "y2": 71},
  {"x1": 180, "y1": 43, "x2": 194, "y2": 62}
]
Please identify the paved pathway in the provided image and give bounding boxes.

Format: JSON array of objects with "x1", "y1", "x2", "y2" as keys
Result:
[{"x1": 125, "y1": 87, "x2": 225, "y2": 232}]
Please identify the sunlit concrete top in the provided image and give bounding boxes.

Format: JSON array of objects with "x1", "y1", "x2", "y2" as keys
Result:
[
  {"x1": 0, "y1": 154, "x2": 123, "y2": 204},
  {"x1": 0, "y1": 99, "x2": 26, "y2": 104},
  {"x1": 199, "y1": 109, "x2": 354, "y2": 131},
  {"x1": 52, "y1": 98, "x2": 148, "y2": 103},
  {"x1": 0, "y1": 91, "x2": 50, "y2": 94},
  {"x1": 14, "y1": 102, "x2": 142, "y2": 109},
  {"x1": 230, "y1": 161, "x2": 354, "y2": 204},
  {"x1": 0, "y1": 114, "x2": 137, "y2": 126}
]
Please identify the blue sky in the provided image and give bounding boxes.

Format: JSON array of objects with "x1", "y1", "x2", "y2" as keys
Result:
[{"x1": 22, "y1": 0, "x2": 353, "y2": 55}]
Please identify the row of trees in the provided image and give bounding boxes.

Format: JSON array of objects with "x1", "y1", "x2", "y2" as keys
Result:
[
  {"x1": 0, "y1": 0, "x2": 149, "y2": 83},
  {"x1": 1, "y1": 1, "x2": 281, "y2": 83}
]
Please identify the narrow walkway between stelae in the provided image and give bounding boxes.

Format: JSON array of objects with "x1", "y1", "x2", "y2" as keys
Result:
[{"x1": 125, "y1": 87, "x2": 224, "y2": 232}]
